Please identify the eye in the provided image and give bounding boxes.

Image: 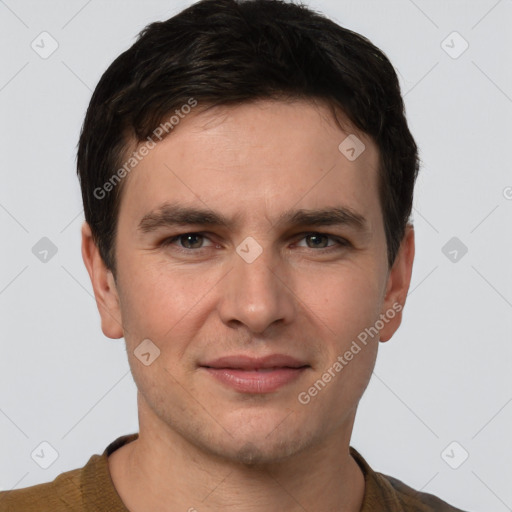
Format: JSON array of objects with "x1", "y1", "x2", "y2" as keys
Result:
[
  {"x1": 161, "y1": 233, "x2": 215, "y2": 250},
  {"x1": 160, "y1": 231, "x2": 350, "y2": 255},
  {"x1": 295, "y1": 232, "x2": 350, "y2": 250}
]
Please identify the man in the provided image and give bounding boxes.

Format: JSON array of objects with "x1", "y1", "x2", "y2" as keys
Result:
[{"x1": 0, "y1": 0, "x2": 468, "y2": 510}]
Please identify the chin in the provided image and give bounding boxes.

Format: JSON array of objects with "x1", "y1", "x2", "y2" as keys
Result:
[
  {"x1": 234, "y1": 441, "x2": 290, "y2": 466},
  {"x1": 203, "y1": 425, "x2": 316, "y2": 467}
]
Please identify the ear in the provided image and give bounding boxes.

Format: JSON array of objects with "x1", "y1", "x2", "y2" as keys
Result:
[
  {"x1": 81, "y1": 221, "x2": 124, "y2": 339},
  {"x1": 379, "y1": 224, "x2": 415, "y2": 342}
]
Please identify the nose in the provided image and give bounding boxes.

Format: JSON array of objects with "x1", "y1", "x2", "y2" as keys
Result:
[{"x1": 217, "y1": 243, "x2": 296, "y2": 335}]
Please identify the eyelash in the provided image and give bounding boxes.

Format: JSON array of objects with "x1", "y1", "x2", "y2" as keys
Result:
[{"x1": 160, "y1": 232, "x2": 351, "y2": 254}]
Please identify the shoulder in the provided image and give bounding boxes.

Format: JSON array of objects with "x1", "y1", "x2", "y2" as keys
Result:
[
  {"x1": 0, "y1": 455, "x2": 102, "y2": 512},
  {"x1": 350, "y1": 447, "x2": 469, "y2": 512},
  {"x1": 377, "y1": 472, "x2": 469, "y2": 511}
]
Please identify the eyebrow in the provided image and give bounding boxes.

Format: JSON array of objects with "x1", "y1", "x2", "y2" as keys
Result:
[{"x1": 137, "y1": 202, "x2": 369, "y2": 234}]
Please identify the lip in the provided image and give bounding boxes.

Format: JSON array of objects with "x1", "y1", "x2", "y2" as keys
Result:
[
  {"x1": 200, "y1": 354, "x2": 310, "y2": 393},
  {"x1": 202, "y1": 354, "x2": 308, "y2": 370}
]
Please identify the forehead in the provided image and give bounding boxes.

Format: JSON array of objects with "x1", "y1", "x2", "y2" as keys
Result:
[{"x1": 117, "y1": 99, "x2": 381, "y2": 232}]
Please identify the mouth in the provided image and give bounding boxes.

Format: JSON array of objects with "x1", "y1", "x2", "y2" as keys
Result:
[{"x1": 199, "y1": 354, "x2": 310, "y2": 393}]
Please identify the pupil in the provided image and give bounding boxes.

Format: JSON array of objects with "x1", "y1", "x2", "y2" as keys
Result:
[
  {"x1": 184, "y1": 234, "x2": 201, "y2": 248},
  {"x1": 309, "y1": 234, "x2": 326, "y2": 248}
]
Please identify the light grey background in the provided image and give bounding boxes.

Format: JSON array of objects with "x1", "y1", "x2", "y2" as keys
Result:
[{"x1": 1, "y1": 1, "x2": 511, "y2": 511}]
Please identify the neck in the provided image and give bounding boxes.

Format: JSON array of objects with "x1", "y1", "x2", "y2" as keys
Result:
[{"x1": 108, "y1": 405, "x2": 365, "y2": 512}]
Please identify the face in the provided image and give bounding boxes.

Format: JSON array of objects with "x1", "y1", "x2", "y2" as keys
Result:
[{"x1": 83, "y1": 99, "x2": 414, "y2": 465}]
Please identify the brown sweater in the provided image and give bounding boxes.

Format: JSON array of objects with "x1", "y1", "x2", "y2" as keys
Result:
[{"x1": 0, "y1": 433, "x2": 467, "y2": 511}]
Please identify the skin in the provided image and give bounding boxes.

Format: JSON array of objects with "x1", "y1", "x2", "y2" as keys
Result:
[{"x1": 82, "y1": 99, "x2": 415, "y2": 512}]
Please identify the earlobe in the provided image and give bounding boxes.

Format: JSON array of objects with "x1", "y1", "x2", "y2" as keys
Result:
[
  {"x1": 81, "y1": 221, "x2": 124, "y2": 339},
  {"x1": 379, "y1": 224, "x2": 415, "y2": 342}
]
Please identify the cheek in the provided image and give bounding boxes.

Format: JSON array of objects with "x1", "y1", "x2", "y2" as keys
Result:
[
  {"x1": 117, "y1": 260, "x2": 216, "y2": 347},
  {"x1": 298, "y1": 261, "x2": 384, "y2": 344},
  {"x1": 294, "y1": 269, "x2": 382, "y2": 424}
]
